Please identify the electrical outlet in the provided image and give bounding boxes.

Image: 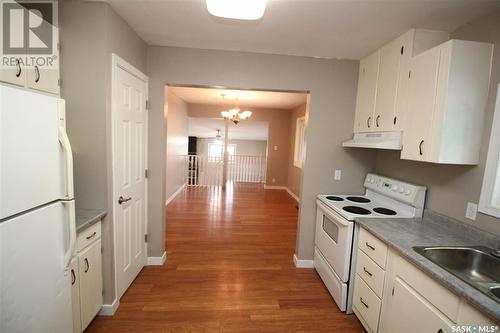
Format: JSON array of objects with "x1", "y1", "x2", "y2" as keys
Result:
[
  {"x1": 272, "y1": 177, "x2": 276, "y2": 183},
  {"x1": 334, "y1": 169, "x2": 342, "y2": 181},
  {"x1": 465, "y1": 202, "x2": 478, "y2": 221}
]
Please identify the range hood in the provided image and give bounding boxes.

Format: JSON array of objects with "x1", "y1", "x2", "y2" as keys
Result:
[{"x1": 342, "y1": 131, "x2": 402, "y2": 150}]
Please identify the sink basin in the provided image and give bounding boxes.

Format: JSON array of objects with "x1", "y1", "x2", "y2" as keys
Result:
[{"x1": 413, "y1": 246, "x2": 500, "y2": 302}]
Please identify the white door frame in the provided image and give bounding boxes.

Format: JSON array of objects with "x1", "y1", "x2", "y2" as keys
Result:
[{"x1": 110, "y1": 53, "x2": 149, "y2": 308}]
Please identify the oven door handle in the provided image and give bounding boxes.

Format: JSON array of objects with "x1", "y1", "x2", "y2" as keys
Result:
[{"x1": 316, "y1": 200, "x2": 350, "y2": 227}]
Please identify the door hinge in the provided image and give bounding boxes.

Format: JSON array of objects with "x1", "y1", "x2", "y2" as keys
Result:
[
  {"x1": 145, "y1": 169, "x2": 149, "y2": 178},
  {"x1": 145, "y1": 100, "x2": 150, "y2": 110},
  {"x1": 145, "y1": 234, "x2": 148, "y2": 243}
]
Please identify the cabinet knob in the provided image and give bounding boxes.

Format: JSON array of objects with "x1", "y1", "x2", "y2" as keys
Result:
[
  {"x1": 363, "y1": 267, "x2": 373, "y2": 277},
  {"x1": 360, "y1": 297, "x2": 369, "y2": 308},
  {"x1": 71, "y1": 269, "x2": 76, "y2": 285},
  {"x1": 365, "y1": 242, "x2": 375, "y2": 251},
  {"x1": 419, "y1": 140, "x2": 424, "y2": 156},
  {"x1": 34, "y1": 65, "x2": 40, "y2": 83},
  {"x1": 367, "y1": 116, "x2": 372, "y2": 128},
  {"x1": 15, "y1": 59, "x2": 21, "y2": 77},
  {"x1": 376, "y1": 115, "x2": 380, "y2": 127},
  {"x1": 393, "y1": 116, "x2": 397, "y2": 125}
]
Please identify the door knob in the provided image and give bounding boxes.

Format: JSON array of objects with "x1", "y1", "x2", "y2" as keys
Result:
[{"x1": 118, "y1": 196, "x2": 132, "y2": 204}]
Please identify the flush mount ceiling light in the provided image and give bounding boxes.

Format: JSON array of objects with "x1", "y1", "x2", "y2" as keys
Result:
[
  {"x1": 206, "y1": 0, "x2": 267, "y2": 20},
  {"x1": 220, "y1": 94, "x2": 252, "y2": 124}
]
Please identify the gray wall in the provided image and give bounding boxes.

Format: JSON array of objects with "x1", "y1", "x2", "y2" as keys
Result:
[
  {"x1": 375, "y1": 10, "x2": 500, "y2": 236},
  {"x1": 147, "y1": 46, "x2": 376, "y2": 260},
  {"x1": 197, "y1": 138, "x2": 268, "y2": 157},
  {"x1": 60, "y1": 0, "x2": 147, "y2": 304},
  {"x1": 165, "y1": 89, "x2": 189, "y2": 201}
]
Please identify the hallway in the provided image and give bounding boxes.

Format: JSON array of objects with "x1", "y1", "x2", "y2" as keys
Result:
[{"x1": 87, "y1": 184, "x2": 363, "y2": 332}]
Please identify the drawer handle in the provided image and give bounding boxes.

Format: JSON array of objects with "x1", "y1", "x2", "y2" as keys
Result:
[
  {"x1": 71, "y1": 269, "x2": 76, "y2": 285},
  {"x1": 419, "y1": 140, "x2": 424, "y2": 156},
  {"x1": 376, "y1": 115, "x2": 380, "y2": 127},
  {"x1": 367, "y1": 116, "x2": 372, "y2": 128},
  {"x1": 118, "y1": 196, "x2": 132, "y2": 204},
  {"x1": 365, "y1": 242, "x2": 375, "y2": 251},
  {"x1": 360, "y1": 297, "x2": 369, "y2": 309},
  {"x1": 86, "y1": 231, "x2": 97, "y2": 240},
  {"x1": 34, "y1": 65, "x2": 40, "y2": 83},
  {"x1": 363, "y1": 267, "x2": 373, "y2": 277},
  {"x1": 15, "y1": 59, "x2": 22, "y2": 77},
  {"x1": 84, "y1": 258, "x2": 89, "y2": 273}
]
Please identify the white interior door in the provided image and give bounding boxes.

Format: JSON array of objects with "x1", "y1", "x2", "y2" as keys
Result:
[{"x1": 112, "y1": 56, "x2": 148, "y2": 299}]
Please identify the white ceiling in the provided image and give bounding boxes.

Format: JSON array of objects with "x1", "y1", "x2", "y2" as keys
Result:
[
  {"x1": 169, "y1": 86, "x2": 307, "y2": 109},
  {"x1": 101, "y1": 0, "x2": 500, "y2": 59},
  {"x1": 188, "y1": 117, "x2": 269, "y2": 141}
]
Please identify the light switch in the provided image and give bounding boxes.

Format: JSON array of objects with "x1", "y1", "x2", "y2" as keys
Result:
[
  {"x1": 334, "y1": 170, "x2": 342, "y2": 181},
  {"x1": 274, "y1": 145, "x2": 278, "y2": 151},
  {"x1": 465, "y1": 202, "x2": 477, "y2": 221}
]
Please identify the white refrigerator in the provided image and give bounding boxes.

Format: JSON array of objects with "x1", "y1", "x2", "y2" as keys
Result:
[{"x1": 0, "y1": 85, "x2": 76, "y2": 333}]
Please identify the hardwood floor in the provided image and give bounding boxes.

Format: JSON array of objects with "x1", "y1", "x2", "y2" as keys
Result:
[{"x1": 86, "y1": 183, "x2": 364, "y2": 332}]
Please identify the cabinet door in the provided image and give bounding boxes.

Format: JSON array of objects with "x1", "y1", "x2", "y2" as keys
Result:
[
  {"x1": 0, "y1": 56, "x2": 26, "y2": 87},
  {"x1": 401, "y1": 46, "x2": 441, "y2": 161},
  {"x1": 374, "y1": 36, "x2": 406, "y2": 131},
  {"x1": 354, "y1": 51, "x2": 380, "y2": 133},
  {"x1": 69, "y1": 257, "x2": 82, "y2": 333},
  {"x1": 382, "y1": 277, "x2": 454, "y2": 333},
  {"x1": 78, "y1": 240, "x2": 103, "y2": 330},
  {"x1": 26, "y1": 37, "x2": 60, "y2": 95}
]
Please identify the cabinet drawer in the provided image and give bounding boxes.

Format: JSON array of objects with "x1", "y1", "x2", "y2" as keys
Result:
[
  {"x1": 353, "y1": 274, "x2": 382, "y2": 333},
  {"x1": 77, "y1": 221, "x2": 101, "y2": 252},
  {"x1": 359, "y1": 228, "x2": 388, "y2": 269},
  {"x1": 356, "y1": 249, "x2": 385, "y2": 298}
]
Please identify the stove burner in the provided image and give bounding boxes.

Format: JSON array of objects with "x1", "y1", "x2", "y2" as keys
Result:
[
  {"x1": 373, "y1": 207, "x2": 397, "y2": 215},
  {"x1": 346, "y1": 196, "x2": 371, "y2": 203},
  {"x1": 343, "y1": 206, "x2": 371, "y2": 215},
  {"x1": 326, "y1": 196, "x2": 344, "y2": 201}
]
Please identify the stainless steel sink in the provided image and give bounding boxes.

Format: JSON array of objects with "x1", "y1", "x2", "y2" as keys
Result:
[{"x1": 413, "y1": 246, "x2": 500, "y2": 302}]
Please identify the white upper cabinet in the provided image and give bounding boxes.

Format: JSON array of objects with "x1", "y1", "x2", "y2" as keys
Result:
[
  {"x1": 354, "y1": 51, "x2": 380, "y2": 132},
  {"x1": 353, "y1": 29, "x2": 449, "y2": 134},
  {"x1": 401, "y1": 40, "x2": 493, "y2": 164}
]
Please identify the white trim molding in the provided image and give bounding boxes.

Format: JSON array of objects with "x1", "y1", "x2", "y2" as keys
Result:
[
  {"x1": 165, "y1": 183, "x2": 186, "y2": 206},
  {"x1": 99, "y1": 298, "x2": 120, "y2": 316},
  {"x1": 479, "y1": 84, "x2": 500, "y2": 218},
  {"x1": 286, "y1": 188, "x2": 300, "y2": 203},
  {"x1": 264, "y1": 185, "x2": 300, "y2": 203},
  {"x1": 293, "y1": 254, "x2": 314, "y2": 268},
  {"x1": 147, "y1": 251, "x2": 167, "y2": 266}
]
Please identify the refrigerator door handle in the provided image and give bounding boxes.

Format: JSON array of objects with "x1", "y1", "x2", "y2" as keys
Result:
[
  {"x1": 62, "y1": 200, "x2": 76, "y2": 268},
  {"x1": 58, "y1": 126, "x2": 74, "y2": 199}
]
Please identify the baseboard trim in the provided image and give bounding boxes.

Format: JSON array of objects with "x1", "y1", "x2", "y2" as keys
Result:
[
  {"x1": 165, "y1": 183, "x2": 186, "y2": 206},
  {"x1": 99, "y1": 298, "x2": 120, "y2": 316},
  {"x1": 293, "y1": 254, "x2": 314, "y2": 268},
  {"x1": 286, "y1": 188, "x2": 300, "y2": 203},
  {"x1": 147, "y1": 251, "x2": 167, "y2": 266},
  {"x1": 264, "y1": 185, "x2": 300, "y2": 203},
  {"x1": 263, "y1": 185, "x2": 287, "y2": 190}
]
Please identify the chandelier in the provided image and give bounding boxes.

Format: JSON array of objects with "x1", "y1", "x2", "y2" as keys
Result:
[{"x1": 221, "y1": 98, "x2": 252, "y2": 124}]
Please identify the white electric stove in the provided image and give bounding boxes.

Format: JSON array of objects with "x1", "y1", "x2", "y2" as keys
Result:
[{"x1": 314, "y1": 173, "x2": 427, "y2": 314}]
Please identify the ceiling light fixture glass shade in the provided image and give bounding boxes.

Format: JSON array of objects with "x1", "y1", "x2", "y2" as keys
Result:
[
  {"x1": 213, "y1": 129, "x2": 223, "y2": 144},
  {"x1": 221, "y1": 99, "x2": 252, "y2": 124},
  {"x1": 206, "y1": 0, "x2": 267, "y2": 20}
]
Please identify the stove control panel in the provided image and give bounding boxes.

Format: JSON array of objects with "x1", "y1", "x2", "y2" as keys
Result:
[{"x1": 364, "y1": 173, "x2": 426, "y2": 208}]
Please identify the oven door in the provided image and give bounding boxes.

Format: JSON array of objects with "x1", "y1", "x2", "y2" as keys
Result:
[{"x1": 315, "y1": 199, "x2": 354, "y2": 282}]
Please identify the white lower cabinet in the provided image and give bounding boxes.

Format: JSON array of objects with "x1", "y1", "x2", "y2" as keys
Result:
[
  {"x1": 353, "y1": 227, "x2": 498, "y2": 333},
  {"x1": 71, "y1": 221, "x2": 103, "y2": 332},
  {"x1": 382, "y1": 277, "x2": 454, "y2": 333}
]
